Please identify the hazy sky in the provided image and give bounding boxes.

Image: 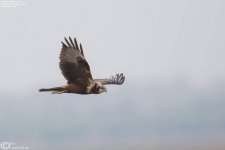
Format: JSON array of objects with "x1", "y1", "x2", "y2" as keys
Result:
[
  {"x1": 0, "y1": 1, "x2": 225, "y2": 149},
  {"x1": 0, "y1": 0, "x2": 225, "y2": 94}
]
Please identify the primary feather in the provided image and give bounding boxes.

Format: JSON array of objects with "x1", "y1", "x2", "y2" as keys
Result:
[{"x1": 60, "y1": 37, "x2": 93, "y2": 87}]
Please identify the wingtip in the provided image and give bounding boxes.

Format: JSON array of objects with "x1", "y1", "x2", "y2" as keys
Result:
[
  {"x1": 61, "y1": 41, "x2": 67, "y2": 48},
  {"x1": 69, "y1": 36, "x2": 72, "y2": 42},
  {"x1": 114, "y1": 73, "x2": 125, "y2": 85},
  {"x1": 120, "y1": 73, "x2": 125, "y2": 84},
  {"x1": 74, "y1": 37, "x2": 79, "y2": 49},
  {"x1": 121, "y1": 77, "x2": 125, "y2": 84}
]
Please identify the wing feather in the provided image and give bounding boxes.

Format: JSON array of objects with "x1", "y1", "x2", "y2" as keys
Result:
[
  {"x1": 64, "y1": 37, "x2": 72, "y2": 47},
  {"x1": 69, "y1": 37, "x2": 75, "y2": 47},
  {"x1": 80, "y1": 43, "x2": 84, "y2": 56},
  {"x1": 59, "y1": 37, "x2": 93, "y2": 87},
  {"x1": 74, "y1": 37, "x2": 79, "y2": 49},
  {"x1": 94, "y1": 73, "x2": 125, "y2": 85}
]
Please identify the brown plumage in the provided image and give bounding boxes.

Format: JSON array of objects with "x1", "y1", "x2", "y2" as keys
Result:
[{"x1": 39, "y1": 37, "x2": 125, "y2": 94}]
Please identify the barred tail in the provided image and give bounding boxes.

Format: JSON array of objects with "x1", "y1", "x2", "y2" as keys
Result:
[{"x1": 39, "y1": 87, "x2": 64, "y2": 92}]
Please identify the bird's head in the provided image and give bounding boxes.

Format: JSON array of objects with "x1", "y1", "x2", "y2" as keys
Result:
[{"x1": 90, "y1": 81, "x2": 107, "y2": 94}]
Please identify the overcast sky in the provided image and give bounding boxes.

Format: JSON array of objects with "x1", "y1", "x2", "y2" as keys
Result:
[
  {"x1": 0, "y1": 1, "x2": 225, "y2": 149},
  {"x1": 0, "y1": 0, "x2": 225, "y2": 94}
]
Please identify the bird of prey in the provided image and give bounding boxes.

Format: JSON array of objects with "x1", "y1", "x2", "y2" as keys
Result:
[{"x1": 39, "y1": 37, "x2": 125, "y2": 94}]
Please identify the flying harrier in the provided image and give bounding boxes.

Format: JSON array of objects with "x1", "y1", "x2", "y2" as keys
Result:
[{"x1": 39, "y1": 37, "x2": 125, "y2": 94}]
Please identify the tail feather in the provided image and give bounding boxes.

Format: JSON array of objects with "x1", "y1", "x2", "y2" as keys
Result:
[{"x1": 39, "y1": 87, "x2": 64, "y2": 92}]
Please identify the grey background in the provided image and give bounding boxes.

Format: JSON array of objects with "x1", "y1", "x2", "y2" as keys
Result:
[{"x1": 0, "y1": 0, "x2": 225, "y2": 150}]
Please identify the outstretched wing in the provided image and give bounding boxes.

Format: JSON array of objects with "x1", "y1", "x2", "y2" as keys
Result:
[
  {"x1": 94, "y1": 73, "x2": 125, "y2": 85},
  {"x1": 59, "y1": 37, "x2": 93, "y2": 87}
]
